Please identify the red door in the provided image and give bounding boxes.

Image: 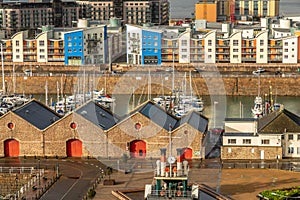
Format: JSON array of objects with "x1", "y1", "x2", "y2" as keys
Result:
[
  {"x1": 130, "y1": 140, "x2": 146, "y2": 158},
  {"x1": 183, "y1": 148, "x2": 193, "y2": 160},
  {"x1": 66, "y1": 139, "x2": 82, "y2": 157},
  {"x1": 4, "y1": 139, "x2": 20, "y2": 157}
]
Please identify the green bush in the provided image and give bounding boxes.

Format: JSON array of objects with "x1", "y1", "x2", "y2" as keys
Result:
[
  {"x1": 87, "y1": 188, "x2": 96, "y2": 198},
  {"x1": 260, "y1": 187, "x2": 300, "y2": 200}
]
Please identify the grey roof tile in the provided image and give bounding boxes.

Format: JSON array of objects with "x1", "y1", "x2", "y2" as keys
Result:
[{"x1": 14, "y1": 99, "x2": 61, "y2": 130}]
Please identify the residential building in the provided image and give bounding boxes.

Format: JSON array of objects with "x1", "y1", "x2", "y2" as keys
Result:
[
  {"x1": 195, "y1": 0, "x2": 217, "y2": 22},
  {"x1": 0, "y1": 0, "x2": 168, "y2": 38},
  {"x1": 126, "y1": 17, "x2": 300, "y2": 65},
  {"x1": 195, "y1": 0, "x2": 280, "y2": 22}
]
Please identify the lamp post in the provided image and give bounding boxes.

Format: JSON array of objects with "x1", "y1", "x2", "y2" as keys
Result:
[
  {"x1": 213, "y1": 101, "x2": 218, "y2": 128},
  {"x1": 38, "y1": 158, "x2": 41, "y2": 187}
]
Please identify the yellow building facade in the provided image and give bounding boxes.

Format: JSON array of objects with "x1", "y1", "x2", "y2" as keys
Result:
[{"x1": 195, "y1": 2, "x2": 217, "y2": 22}]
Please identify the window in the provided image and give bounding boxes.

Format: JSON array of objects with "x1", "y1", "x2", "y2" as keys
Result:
[
  {"x1": 260, "y1": 55, "x2": 264, "y2": 59},
  {"x1": 182, "y1": 55, "x2": 187, "y2": 59},
  {"x1": 260, "y1": 40, "x2": 264, "y2": 46},
  {"x1": 182, "y1": 40, "x2": 187, "y2": 46},
  {"x1": 154, "y1": 42, "x2": 158, "y2": 46},
  {"x1": 233, "y1": 40, "x2": 238, "y2": 46},
  {"x1": 243, "y1": 139, "x2": 251, "y2": 144},
  {"x1": 16, "y1": 49, "x2": 19, "y2": 53},
  {"x1": 284, "y1": 42, "x2": 288, "y2": 46},
  {"x1": 68, "y1": 42, "x2": 72, "y2": 47},
  {"x1": 233, "y1": 48, "x2": 238, "y2": 52},
  {"x1": 39, "y1": 41, "x2": 44, "y2": 46},
  {"x1": 154, "y1": 48, "x2": 158, "y2": 53},
  {"x1": 208, "y1": 48, "x2": 212, "y2": 52},
  {"x1": 182, "y1": 49, "x2": 187, "y2": 52},
  {"x1": 208, "y1": 55, "x2": 212, "y2": 59},
  {"x1": 154, "y1": 36, "x2": 158, "y2": 40},
  {"x1": 16, "y1": 55, "x2": 20, "y2": 59},
  {"x1": 16, "y1": 41, "x2": 19, "y2": 46},
  {"x1": 288, "y1": 147, "x2": 294, "y2": 154},
  {"x1": 208, "y1": 40, "x2": 212, "y2": 46},
  {"x1": 40, "y1": 55, "x2": 45, "y2": 59},
  {"x1": 284, "y1": 49, "x2": 288, "y2": 52},
  {"x1": 284, "y1": 55, "x2": 288, "y2": 59},
  {"x1": 39, "y1": 49, "x2": 44, "y2": 53},
  {"x1": 68, "y1": 36, "x2": 71, "y2": 41},
  {"x1": 298, "y1": 147, "x2": 300, "y2": 154},
  {"x1": 233, "y1": 55, "x2": 238, "y2": 59},
  {"x1": 288, "y1": 134, "x2": 294, "y2": 140},
  {"x1": 260, "y1": 48, "x2": 264, "y2": 52},
  {"x1": 297, "y1": 134, "x2": 300, "y2": 140},
  {"x1": 261, "y1": 139, "x2": 270, "y2": 145},
  {"x1": 228, "y1": 139, "x2": 236, "y2": 144}
]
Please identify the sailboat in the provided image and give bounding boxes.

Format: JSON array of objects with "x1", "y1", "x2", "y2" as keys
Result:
[{"x1": 251, "y1": 74, "x2": 263, "y2": 118}]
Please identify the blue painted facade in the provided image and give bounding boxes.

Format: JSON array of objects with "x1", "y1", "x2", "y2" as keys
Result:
[
  {"x1": 141, "y1": 30, "x2": 162, "y2": 65},
  {"x1": 64, "y1": 30, "x2": 84, "y2": 65}
]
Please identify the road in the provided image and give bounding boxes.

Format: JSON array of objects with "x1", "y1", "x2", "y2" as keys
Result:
[{"x1": 0, "y1": 157, "x2": 105, "y2": 200}]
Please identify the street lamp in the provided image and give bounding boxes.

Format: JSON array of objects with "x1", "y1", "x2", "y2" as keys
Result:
[{"x1": 213, "y1": 101, "x2": 218, "y2": 128}]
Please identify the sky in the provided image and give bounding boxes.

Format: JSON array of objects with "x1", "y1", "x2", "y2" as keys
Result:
[{"x1": 170, "y1": 0, "x2": 300, "y2": 19}]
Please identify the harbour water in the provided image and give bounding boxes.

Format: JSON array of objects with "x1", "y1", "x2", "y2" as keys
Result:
[{"x1": 113, "y1": 94, "x2": 300, "y2": 128}]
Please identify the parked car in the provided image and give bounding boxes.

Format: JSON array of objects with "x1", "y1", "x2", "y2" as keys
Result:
[{"x1": 252, "y1": 68, "x2": 266, "y2": 75}]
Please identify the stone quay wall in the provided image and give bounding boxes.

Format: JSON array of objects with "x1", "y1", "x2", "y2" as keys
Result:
[{"x1": 3, "y1": 74, "x2": 300, "y2": 96}]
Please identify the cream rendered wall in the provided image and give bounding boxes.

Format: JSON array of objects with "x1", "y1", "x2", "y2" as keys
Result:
[
  {"x1": 178, "y1": 30, "x2": 190, "y2": 63},
  {"x1": 204, "y1": 31, "x2": 216, "y2": 63},
  {"x1": 36, "y1": 32, "x2": 48, "y2": 62},
  {"x1": 230, "y1": 32, "x2": 242, "y2": 63},
  {"x1": 283, "y1": 132, "x2": 300, "y2": 158},
  {"x1": 12, "y1": 32, "x2": 24, "y2": 62},
  {"x1": 223, "y1": 134, "x2": 281, "y2": 147},
  {"x1": 225, "y1": 121, "x2": 256, "y2": 133},
  {"x1": 256, "y1": 31, "x2": 268, "y2": 63},
  {"x1": 282, "y1": 36, "x2": 298, "y2": 64}
]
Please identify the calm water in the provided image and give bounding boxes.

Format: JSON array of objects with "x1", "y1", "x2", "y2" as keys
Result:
[
  {"x1": 170, "y1": 0, "x2": 300, "y2": 18},
  {"x1": 114, "y1": 94, "x2": 300, "y2": 128}
]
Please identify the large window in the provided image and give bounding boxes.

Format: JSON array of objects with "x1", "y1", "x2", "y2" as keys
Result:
[
  {"x1": 288, "y1": 134, "x2": 294, "y2": 140},
  {"x1": 233, "y1": 40, "x2": 239, "y2": 46}
]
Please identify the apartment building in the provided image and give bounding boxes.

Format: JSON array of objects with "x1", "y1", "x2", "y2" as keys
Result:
[
  {"x1": 126, "y1": 17, "x2": 300, "y2": 65},
  {"x1": 195, "y1": 0, "x2": 280, "y2": 22},
  {"x1": 0, "y1": 0, "x2": 79, "y2": 37},
  {"x1": 0, "y1": 0, "x2": 168, "y2": 38}
]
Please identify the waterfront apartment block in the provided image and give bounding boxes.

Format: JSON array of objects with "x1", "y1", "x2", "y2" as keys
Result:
[
  {"x1": 0, "y1": 18, "x2": 122, "y2": 65},
  {"x1": 0, "y1": 0, "x2": 169, "y2": 38},
  {"x1": 195, "y1": 0, "x2": 280, "y2": 22},
  {"x1": 126, "y1": 17, "x2": 300, "y2": 65}
]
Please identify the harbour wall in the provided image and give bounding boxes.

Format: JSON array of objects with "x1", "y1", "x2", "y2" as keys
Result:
[{"x1": 3, "y1": 75, "x2": 300, "y2": 96}]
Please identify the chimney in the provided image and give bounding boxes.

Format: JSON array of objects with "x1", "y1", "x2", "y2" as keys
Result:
[
  {"x1": 176, "y1": 148, "x2": 183, "y2": 176},
  {"x1": 160, "y1": 148, "x2": 167, "y2": 177}
]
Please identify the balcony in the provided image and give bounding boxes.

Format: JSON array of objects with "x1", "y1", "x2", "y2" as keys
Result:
[{"x1": 216, "y1": 51, "x2": 229, "y2": 54}]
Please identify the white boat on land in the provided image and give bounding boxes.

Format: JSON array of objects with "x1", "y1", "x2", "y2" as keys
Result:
[{"x1": 251, "y1": 96, "x2": 263, "y2": 118}]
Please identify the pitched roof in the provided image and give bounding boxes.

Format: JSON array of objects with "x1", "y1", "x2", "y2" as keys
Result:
[
  {"x1": 75, "y1": 101, "x2": 119, "y2": 130},
  {"x1": 176, "y1": 111, "x2": 208, "y2": 133},
  {"x1": 258, "y1": 109, "x2": 300, "y2": 133},
  {"x1": 130, "y1": 101, "x2": 179, "y2": 131},
  {"x1": 14, "y1": 99, "x2": 62, "y2": 130}
]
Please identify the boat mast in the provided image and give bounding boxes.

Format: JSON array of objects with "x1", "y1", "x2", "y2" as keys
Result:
[
  {"x1": 1, "y1": 43, "x2": 5, "y2": 94},
  {"x1": 12, "y1": 64, "x2": 16, "y2": 94}
]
